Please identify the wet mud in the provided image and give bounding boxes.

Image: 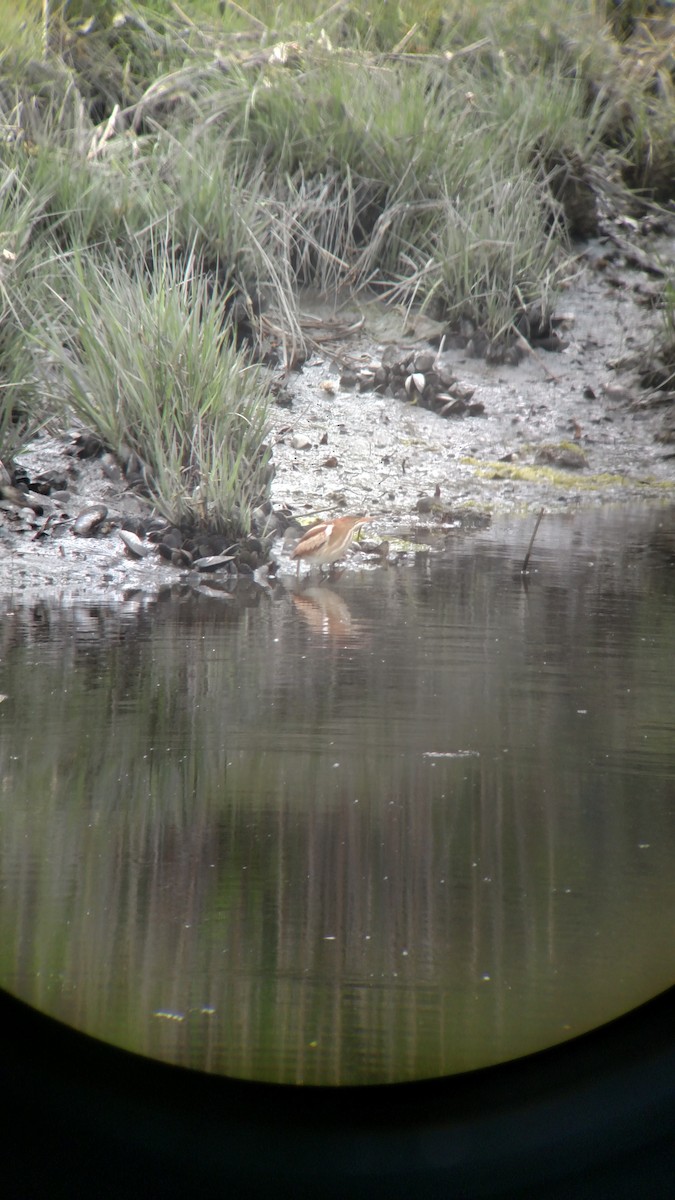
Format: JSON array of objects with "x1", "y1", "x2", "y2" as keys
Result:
[{"x1": 1, "y1": 239, "x2": 674, "y2": 603}]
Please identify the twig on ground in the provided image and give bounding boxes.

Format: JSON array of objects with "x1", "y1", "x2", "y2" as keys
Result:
[{"x1": 513, "y1": 328, "x2": 562, "y2": 382}]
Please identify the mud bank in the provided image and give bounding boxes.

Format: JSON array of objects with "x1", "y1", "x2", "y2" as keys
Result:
[{"x1": 1, "y1": 245, "x2": 674, "y2": 603}]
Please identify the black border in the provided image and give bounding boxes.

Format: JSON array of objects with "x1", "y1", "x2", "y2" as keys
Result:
[{"x1": 3, "y1": 983, "x2": 675, "y2": 1198}]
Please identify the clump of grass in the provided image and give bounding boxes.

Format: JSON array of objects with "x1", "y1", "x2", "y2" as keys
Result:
[
  {"x1": 4, "y1": 0, "x2": 675, "y2": 511},
  {"x1": 33, "y1": 239, "x2": 272, "y2": 536},
  {"x1": 0, "y1": 157, "x2": 56, "y2": 460},
  {"x1": 161, "y1": 135, "x2": 303, "y2": 360},
  {"x1": 189, "y1": 53, "x2": 587, "y2": 331},
  {"x1": 0, "y1": 318, "x2": 43, "y2": 462},
  {"x1": 406, "y1": 169, "x2": 564, "y2": 334}
]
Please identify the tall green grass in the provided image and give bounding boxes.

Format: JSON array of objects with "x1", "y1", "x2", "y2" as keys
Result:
[
  {"x1": 0, "y1": 157, "x2": 57, "y2": 457},
  {"x1": 1, "y1": 0, "x2": 674, "y2": 532},
  {"x1": 32, "y1": 240, "x2": 272, "y2": 534}
]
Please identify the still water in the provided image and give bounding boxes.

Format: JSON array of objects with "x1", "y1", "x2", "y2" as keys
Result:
[{"x1": 1, "y1": 508, "x2": 674, "y2": 1085}]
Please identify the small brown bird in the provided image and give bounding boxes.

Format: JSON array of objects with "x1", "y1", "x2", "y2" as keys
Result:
[{"x1": 291, "y1": 514, "x2": 373, "y2": 575}]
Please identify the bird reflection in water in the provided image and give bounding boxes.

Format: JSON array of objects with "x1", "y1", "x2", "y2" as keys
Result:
[{"x1": 290, "y1": 586, "x2": 365, "y2": 643}]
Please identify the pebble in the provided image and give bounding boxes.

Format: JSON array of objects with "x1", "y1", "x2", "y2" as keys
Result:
[
  {"x1": 72, "y1": 505, "x2": 108, "y2": 537},
  {"x1": 119, "y1": 529, "x2": 154, "y2": 559},
  {"x1": 193, "y1": 553, "x2": 236, "y2": 572}
]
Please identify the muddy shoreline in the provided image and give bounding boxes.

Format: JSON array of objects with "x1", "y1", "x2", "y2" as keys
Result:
[{"x1": 2, "y1": 243, "x2": 674, "y2": 605}]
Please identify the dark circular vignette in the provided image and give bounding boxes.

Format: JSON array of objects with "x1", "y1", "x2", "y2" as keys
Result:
[{"x1": 2, "y1": 984, "x2": 674, "y2": 1200}]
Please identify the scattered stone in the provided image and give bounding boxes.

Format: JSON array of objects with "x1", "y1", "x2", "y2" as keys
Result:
[
  {"x1": 72, "y1": 505, "x2": 109, "y2": 537},
  {"x1": 405, "y1": 372, "x2": 426, "y2": 396},
  {"x1": 339, "y1": 368, "x2": 359, "y2": 389},
  {"x1": 157, "y1": 527, "x2": 183, "y2": 550},
  {"x1": 358, "y1": 368, "x2": 376, "y2": 391},
  {"x1": 70, "y1": 431, "x2": 106, "y2": 459},
  {"x1": 413, "y1": 351, "x2": 436, "y2": 373},
  {"x1": 436, "y1": 396, "x2": 468, "y2": 417},
  {"x1": 380, "y1": 345, "x2": 400, "y2": 369},
  {"x1": 373, "y1": 366, "x2": 388, "y2": 392},
  {"x1": 193, "y1": 553, "x2": 236, "y2": 572},
  {"x1": 119, "y1": 529, "x2": 154, "y2": 559},
  {"x1": 170, "y1": 548, "x2": 193, "y2": 568},
  {"x1": 343, "y1": 346, "x2": 486, "y2": 420},
  {"x1": 30, "y1": 470, "x2": 69, "y2": 495},
  {"x1": 17, "y1": 507, "x2": 39, "y2": 527},
  {"x1": 449, "y1": 382, "x2": 476, "y2": 402},
  {"x1": 272, "y1": 381, "x2": 293, "y2": 407},
  {"x1": 100, "y1": 454, "x2": 122, "y2": 482},
  {"x1": 120, "y1": 515, "x2": 149, "y2": 536}
]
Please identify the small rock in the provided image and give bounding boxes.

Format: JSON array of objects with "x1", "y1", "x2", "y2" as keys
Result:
[
  {"x1": 405, "y1": 373, "x2": 426, "y2": 396},
  {"x1": 17, "y1": 507, "x2": 39, "y2": 526},
  {"x1": 467, "y1": 332, "x2": 489, "y2": 358},
  {"x1": 192, "y1": 553, "x2": 236, "y2": 572},
  {"x1": 339, "y1": 369, "x2": 358, "y2": 389},
  {"x1": 71, "y1": 432, "x2": 106, "y2": 459},
  {"x1": 373, "y1": 366, "x2": 389, "y2": 392},
  {"x1": 381, "y1": 346, "x2": 400, "y2": 369},
  {"x1": 120, "y1": 515, "x2": 148, "y2": 536},
  {"x1": 31, "y1": 470, "x2": 69, "y2": 495},
  {"x1": 436, "y1": 396, "x2": 467, "y2": 417},
  {"x1": 100, "y1": 453, "x2": 122, "y2": 482},
  {"x1": 413, "y1": 351, "x2": 436, "y2": 373},
  {"x1": 448, "y1": 382, "x2": 475, "y2": 402},
  {"x1": 119, "y1": 530, "x2": 154, "y2": 559},
  {"x1": 73, "y1": 505, "x2": 108, "y2": 537}
]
